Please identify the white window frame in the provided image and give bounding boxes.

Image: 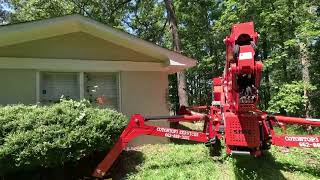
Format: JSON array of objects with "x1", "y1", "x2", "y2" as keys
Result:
[
  {"x1": 118, "y1": 72, "x2": 122, "y2": 112},
  {"x1": 79, "y1": 72, "x2": 85, "y2": 99},
  {"x1": 36, "y1": 71, "x2": 40, "y2": 103}
]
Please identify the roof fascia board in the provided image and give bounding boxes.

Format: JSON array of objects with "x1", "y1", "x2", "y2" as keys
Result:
[{"x1": 0, "y1": 57, "x2": 167, "y2": 72}]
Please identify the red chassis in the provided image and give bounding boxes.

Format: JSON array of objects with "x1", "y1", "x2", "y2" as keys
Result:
[{"x1": 92, "y1": 22, "x2": 320, "y2": 178}]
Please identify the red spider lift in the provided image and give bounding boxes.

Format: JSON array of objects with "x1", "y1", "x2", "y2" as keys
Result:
[{"x1": 92, "y1": 22, "x2": 320, "y2": 178}]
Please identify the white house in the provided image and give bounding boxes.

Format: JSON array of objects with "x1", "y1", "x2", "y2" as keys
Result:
[{"x1": 0, "y1": 14, "x2": 196, "y2": 144}]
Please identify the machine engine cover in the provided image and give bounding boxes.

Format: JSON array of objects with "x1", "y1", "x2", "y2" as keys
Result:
[{"x1": 225, "y1": 113, "x2": 260, "y2": 147}]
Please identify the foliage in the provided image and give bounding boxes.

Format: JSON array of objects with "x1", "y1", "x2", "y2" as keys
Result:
[
  {"x1": 0, "y1": 0, "x2": 10, "y2": 24},
  {"x1": 7, "y1": 0, "x2": 132, "y2": 29},
  {"x1": 267, "y1": 81, "x2": 316, "y2": 116},
  {"x1": 124, "y1": 0, "x2": 167, "y2": 43},
  {"x1": 0, "y1": 99, "x2": 127, "y2": 174}
]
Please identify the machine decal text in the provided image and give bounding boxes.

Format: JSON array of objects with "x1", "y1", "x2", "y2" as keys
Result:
[
  {"x1": 156, "y1": 127, "x2": 199, "y2": 140},
  {"x1": 284, "y1": 136, "x2": 319, "y2": 143}
]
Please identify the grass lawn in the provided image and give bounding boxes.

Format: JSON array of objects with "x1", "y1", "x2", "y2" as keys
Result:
[{"x1": 109, "y1": 123, "x2": 320, "y2": 180}]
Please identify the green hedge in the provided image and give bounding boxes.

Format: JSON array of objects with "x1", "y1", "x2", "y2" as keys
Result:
[{"x1": 0, "y1": 99, "x2": 127, "y2": 174}]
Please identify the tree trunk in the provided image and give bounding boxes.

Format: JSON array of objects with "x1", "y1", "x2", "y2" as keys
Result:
[
  {"x1": 299, "y1": 43, "x2": 312, "y2": 118},
  {"x1": 261, "y1": 36, "x2": 270, "y2": 110},
  {"x1": 264, "y1": 68, "x2": 270, "y2": 110},
  {"x1": 164, "y1": 0, "x2": 188, "y2": 107},
  {"x1": 279, "y1": 30, "x2": 288, "y2": 82}
]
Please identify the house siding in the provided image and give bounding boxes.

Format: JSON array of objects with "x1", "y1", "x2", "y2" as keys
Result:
[
  {"x1": 0, "y1": 32, "x2": 163, "y2": 63},
  {"x1": 0, "y1": 69, "x2": 170, "y2": 145},
  {"x1": 0, "y1": 69, "x2": 36, "y2": 104},
  {"x1": 121, "y1": 71, "x2": 170, "y2": 145}
]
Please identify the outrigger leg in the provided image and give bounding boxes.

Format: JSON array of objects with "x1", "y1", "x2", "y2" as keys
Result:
[{"x1": 92, "y1": 113, "x2": 211, "y2": 178}]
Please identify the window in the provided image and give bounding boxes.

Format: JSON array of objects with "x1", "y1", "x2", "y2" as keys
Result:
[
  {"x1": 39, "y1": 72, "x2": 119, "y2": 110},
  {"x1": 84, "y1": 73, "x2": 119, "y2": 110},
  {"x1": 40, "y1": 72, "x2": 80, "y2": 103}
]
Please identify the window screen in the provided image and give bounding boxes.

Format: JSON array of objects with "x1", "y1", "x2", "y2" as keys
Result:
[
  {"x1": 40, "y1": 72, "x2": 79, "y2": 103},
  {"x1": 84, "y1": 73, "x2": 119, "y2": 110}
]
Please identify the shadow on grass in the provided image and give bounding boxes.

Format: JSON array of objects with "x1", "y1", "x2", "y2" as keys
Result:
[
  {"x1": 0, "y1": 150, "x2": 144, "y2": 180},
  {"x1": 66, "y1": 150, "x2": 144, "y2": 180},
  {"x1": 108, "y1": 150, "x2": 144, "y2": 180},
  {"x1": 233, "y1": 152, "x2": 286, "y2": 180},
  {"x1": 277, "y1": 161, "x2": 320, "y2": 177},
  {"x1": 233, "y1": 151, "x2": 320, "y2": 180}
]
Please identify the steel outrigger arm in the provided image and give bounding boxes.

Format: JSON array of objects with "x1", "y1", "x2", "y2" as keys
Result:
[
  {"x1": 267, "y1": 115, "x2": 320, "y2": 148},
  {"x1": 92, "y1": 114, "x2": 211, "y2": 178}
]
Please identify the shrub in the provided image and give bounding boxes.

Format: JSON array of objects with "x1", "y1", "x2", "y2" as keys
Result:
[
  {"x1": 267, "y1": 81, "x2": 316, "y2": 116},
  {"x1": 0, "y1": 99, "x2": 128, "y2": 175}
]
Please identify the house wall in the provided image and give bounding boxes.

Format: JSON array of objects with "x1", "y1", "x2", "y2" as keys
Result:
[
  {"x1": 121, "y1": 71, "x2": 169, "y2": 116},
  {"x1": 0, "y1": 68, "x2": 170, "y2": 145},
  {"x1": 0, "y1": 69, "x2": 36, "y2": 104},
  {"x1": 0, "y1": 30, "x2": 171, "y2": 145},
  {"x1": 121, "y1": 71, "x2": 170, "y2": 145},
  {"x1": 0, "y1": 32, "x2": 163, "y2": 63}
]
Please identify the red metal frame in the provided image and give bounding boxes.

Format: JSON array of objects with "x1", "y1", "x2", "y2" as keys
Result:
[
  {"x1": 92, "y1": 22, "x2": 320, "y2": 178},
  {"x1": 92, "y1": 114, "x2": 211, "y2": 177}
]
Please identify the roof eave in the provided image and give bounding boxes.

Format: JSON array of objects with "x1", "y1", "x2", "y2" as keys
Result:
[{"x1": 0, "y1": 14, "x2": 197, "y2": 72}]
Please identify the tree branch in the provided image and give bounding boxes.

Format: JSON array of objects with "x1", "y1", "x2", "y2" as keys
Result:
[{"x1": 70, "y1": 0, "x2": 92, "y2": 17}]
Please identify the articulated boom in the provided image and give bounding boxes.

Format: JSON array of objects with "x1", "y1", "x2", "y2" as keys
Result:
[{"x1": 92, "y1": 22, "x2": 320, "y2": 178}]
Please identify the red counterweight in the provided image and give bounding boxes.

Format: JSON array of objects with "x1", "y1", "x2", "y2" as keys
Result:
[{"x1": 92, "y1": 22, "x2": 320, "y2": 178}]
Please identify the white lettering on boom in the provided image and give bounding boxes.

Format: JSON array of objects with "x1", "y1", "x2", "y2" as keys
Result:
[{"x1": 284, "y1": 136, "x2": 319, "y2": 143}]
